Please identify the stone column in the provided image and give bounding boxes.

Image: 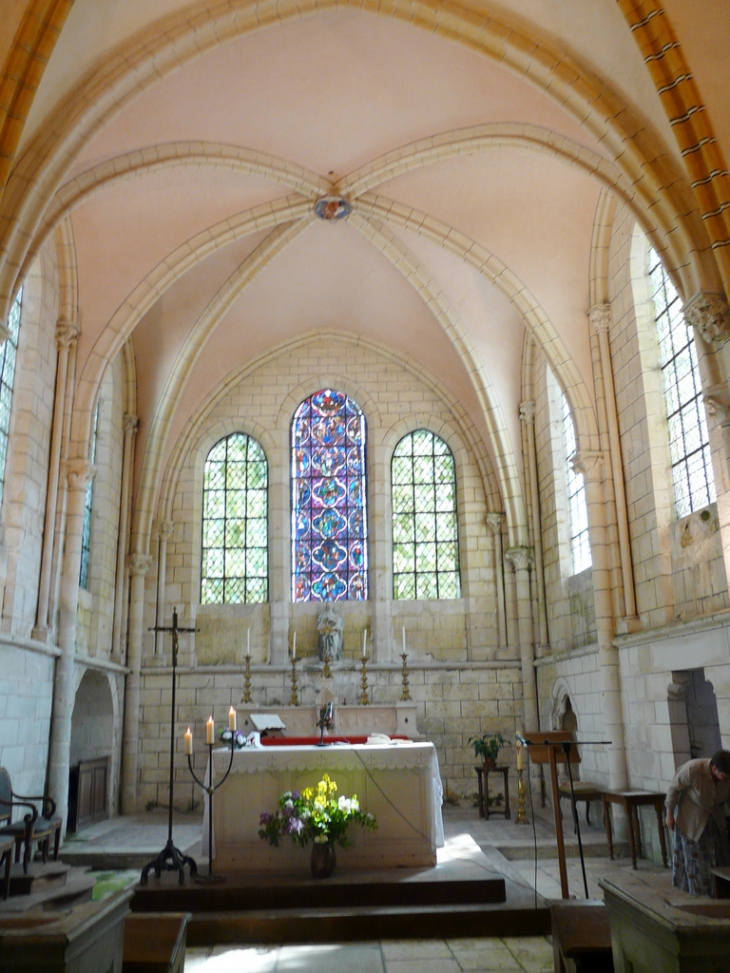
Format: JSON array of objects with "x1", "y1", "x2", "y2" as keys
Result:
[
  {"x1": 154, "y1": 520, "x2": 175, "y2": 656},
  {"x1": 573, "y1": 451, "x2": 628, "y2": 789},
  {"x1": 121, "y1": 553, "x2": 152, "y2": 814},
  {"x1": 34, "y1": 319, "x2": 79, "y2": 641},
  {"x1": 111, "y1": 414, "x2": 138, "y2": 661},
  {"x1": 505, "y1": 546, "x2": 538, "y2": 731},
  {"x1": 369, "y1": 442, "x2": 391, "y2": 662},
  {"x1": 47, "y1": 458, "x2": 95, "y2": 834},
  {"x1": 485, "y1": 512, "x2": 506, "y2": 650},
  {"x1": 519, "y1": 400, "x2": 549, "y2": 650}
]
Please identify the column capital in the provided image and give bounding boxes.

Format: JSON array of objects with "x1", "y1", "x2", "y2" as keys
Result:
[
  {"x1": 572, "y1": 450, "x2": 604, "y2": 482},
  {"x1": 55, "y1": 317, "x2": 80, "y2": 350},
  {"x1": 685, "y1": 292, "x2": 730, "y2": 347},
  {"x1": 156, "y1": 520, "x2": 175, "y2": 542},
  {"x1": 485, "y1": 512, "x2": 504, "y2": 536},
  {"x1": 65, "y1": 458, "x2": 95, "y2": 491},
  {"x1": 123, "y1": 414, "x2": 139, "y2": 435},
  {"x1": 505, "y1": 546, "x2": 534, "y2": 572},
  {"x1": 704, "y1": 385, "x2": 730, "y2": 428},
  {"x1": 518, "y1": 400, "x2": 535, "y2": 424},
  {"x1": 128, "y1": 553, "x2": 153, "y2": 577},
  {"x1": 589, "y1": 304, "x2": 612, "y2": 334}
]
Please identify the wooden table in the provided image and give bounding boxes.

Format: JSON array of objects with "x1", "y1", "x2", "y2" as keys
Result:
[
  {"x1": 550, "y1": 900, "x2": 614, "y2": 973},
  {"x1": 558, "y1": 781, "x2": 603, "y2": 832},
  {"x1": 474, "y1": 765, "x2": 510, "y2": 819},
  {"x1": 601, "y1": 790, "x2": 668, "y2": 869}
]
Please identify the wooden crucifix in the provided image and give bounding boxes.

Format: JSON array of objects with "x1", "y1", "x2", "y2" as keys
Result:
[{"x1": 140, "y1": 607, "x2": 199, "y2": 886}]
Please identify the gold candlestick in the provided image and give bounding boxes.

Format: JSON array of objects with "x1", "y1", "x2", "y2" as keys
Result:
[
  {"x1": 360, "y1": 655, "x2": 370, "y2": 706},
  {"x1": 400, "y1": 652, "x2": 411, "y2": 701},
  {"x1": 289, "y1": 656, "x2": 299, "y2": 706},
  {"x1": 323, "y1": 656, "x2": 332, "y2": 679},
  {"x1": 515, "y1": 766, "x2": 528, "y2": 824},
  {"x1": 243, "y1": 655, "x2": 252, "y2": 703}
]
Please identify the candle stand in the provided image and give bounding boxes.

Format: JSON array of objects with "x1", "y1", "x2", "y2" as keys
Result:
[
  {"x1": 187, "y1": 734, "x2": 236, "y2": 882},
  {"x1": 242, "y1": 655, "x2": 252, "y2": 703},
  {"x1": 289, "y1": 656, "x2": 299, "y2": 706},
  {"x1": 360, "y1": 655, "x2": 370, "y2": 706},
  {"x1": 400, "y1": 653, "x2": 411, "y2": 701},
  {"x1": 515, "y1": 766, "x2": 528, "y2": 824},
  {"x1": 322, "y1": 656, "x2": 332, "y2": 679}
]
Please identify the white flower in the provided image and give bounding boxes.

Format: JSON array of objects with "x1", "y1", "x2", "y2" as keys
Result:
[{"x1": 338, "y1": 796, "x2": 352, "y2": 812}]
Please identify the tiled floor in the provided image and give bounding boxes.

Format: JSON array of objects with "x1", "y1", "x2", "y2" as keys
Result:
[{"x1": 183, "y1": 937, "x2": 554, "y2": 972}]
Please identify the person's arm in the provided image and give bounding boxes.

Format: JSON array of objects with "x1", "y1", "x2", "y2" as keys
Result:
[{"x1": 665, "y1": 762, "x2": 693, "y2": 830}]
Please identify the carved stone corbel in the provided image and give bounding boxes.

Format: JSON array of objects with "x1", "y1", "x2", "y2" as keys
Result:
[{"x1": 685, "y1": 293, "x2": 730, "y2": 347}]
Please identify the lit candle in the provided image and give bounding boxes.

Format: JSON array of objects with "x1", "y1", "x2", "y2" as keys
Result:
[
  {"x1": 246, "y1": 628, "x2": 250, "y2": 657},
  {"x1": 292, "y1": 631, "x2": 296, "y2": 660},
  {"x1": 362, "y1": 629, "x2": 367, "y2": 658},
  {"x1": 184, "y1": 727, "x2": 192, "y2": 756},
  {"x1": 402, "y1": 626, "x2": 406, "y2": 655},
  {"x1": 206, "y1": 716, "x2": 214, "y2": 744},
  {"x1": 229, "y1": 706, "x2": 236, "y2": 731}
]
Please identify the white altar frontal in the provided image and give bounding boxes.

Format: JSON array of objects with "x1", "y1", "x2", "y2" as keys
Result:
[{"x1": 207, "y1": 741, "x2": 444, "y2": 872}]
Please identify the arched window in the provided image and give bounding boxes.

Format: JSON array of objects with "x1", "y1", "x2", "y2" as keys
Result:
[
  {"x1": 201, "y1": 433, "x2": 268, "y2": 604},
  {"x1": 291, "y1": 389, "x2": 368, "y2": 601},
  {"x1": 648, "y1": 246, "x2": 715, "y2": 516},
  {"x1": 561, "y1": 392, "x2": 592, "y2": 574},
  {"x1": 79, "y1": 404, "x2": 99, "y2": 589},
  {"x1": 0, "y1": 287, "x2": 22, "y2": 510},
  {"x1": 391, "y1": 429, "x2": 460, "y2": 599}
]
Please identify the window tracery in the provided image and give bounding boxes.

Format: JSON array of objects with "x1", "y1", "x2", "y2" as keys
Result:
[{"x1": 0, "y1": 288, "x2": 21, "y2": 511}]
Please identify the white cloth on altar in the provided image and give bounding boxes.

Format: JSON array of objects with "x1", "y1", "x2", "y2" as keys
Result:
[{"x1": 200, "y1": 740, "x2": 444, "y2": 866}]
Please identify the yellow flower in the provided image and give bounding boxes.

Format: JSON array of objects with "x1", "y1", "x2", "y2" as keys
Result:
[{"x1": 302, "y1": 787, "x2": 314, "y2": 801}]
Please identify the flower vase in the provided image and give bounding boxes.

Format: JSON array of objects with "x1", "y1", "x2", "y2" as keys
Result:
[{"x1": 310, "y1": 842, "x2": 336, "y2": 879}]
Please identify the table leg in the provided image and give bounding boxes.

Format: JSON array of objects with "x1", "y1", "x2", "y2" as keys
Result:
[
  {"x1": 626, "y1": 803, "x2": 638, "y2": 869},
  {"x1": 655, "y1": 800, "x2": 669, "y2": 867},
  {"x1": 503, "y1": 769, "x2": 511, "y2": 820},
  {"x1": 485, "y1": 770, "x2": 491, "y2": 820},
  {"x1": 603, "y1": 798, "x2": 615, "y2": 861},
  {"x1": 634, "y1": 806, "x2": 643, "y2": 859},
  {"x1": 476, "y1": 769, "x2": 485, "y2": 819}
]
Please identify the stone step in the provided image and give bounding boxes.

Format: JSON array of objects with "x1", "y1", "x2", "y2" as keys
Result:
[
  {"x1": 0, "y1": 867, "x2": 95, "y2": 913},
  {"x1": 7, "y1": 861, "x2": 71, "y2": 897}
]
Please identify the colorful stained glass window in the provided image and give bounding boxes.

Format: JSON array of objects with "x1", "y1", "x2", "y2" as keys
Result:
[
  {"x1": 201, "y1": 433, "x2": 268, "y2": 604},
  {"x1": 649, "y1": 246, "x2": 715, "y2": 517},
  {"x1": 291, "y1": 389, "x2": 368, "y2": 601},
  {"x1": 0, "y1": 287, "x2": 22, "y2": 512},
  {"x1": 79, "y1": 403, "x2": 99, "y2": 589},
  {"x1": 392, "y1": 429, "x2": 461, "y2": 600}
]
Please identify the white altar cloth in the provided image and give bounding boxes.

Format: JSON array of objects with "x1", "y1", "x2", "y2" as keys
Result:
[{"x1": 203, "y1": 741, "x2": 444, "y2": 872}]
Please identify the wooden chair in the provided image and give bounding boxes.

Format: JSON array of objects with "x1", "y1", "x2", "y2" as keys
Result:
[{"x1": 0, "y1": 767, "x2": 62, "y2": 874}]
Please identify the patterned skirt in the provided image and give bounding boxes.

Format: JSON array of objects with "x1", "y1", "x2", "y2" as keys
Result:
[{"x1": 672, "y1": 816, "x2": 730, "y2": 896}]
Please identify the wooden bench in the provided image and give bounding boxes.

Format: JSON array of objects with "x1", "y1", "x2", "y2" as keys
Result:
[
  {"x1": 123, "y1": 913, "x2": 191, "y2": 973},
  {"x1": 550, "y1": 901, "x2": 614, "y2": 973}
]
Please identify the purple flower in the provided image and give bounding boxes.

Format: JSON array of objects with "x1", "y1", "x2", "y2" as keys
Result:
[{"x1": 260, "y1": 812, "x2": 272, "y2": 825}]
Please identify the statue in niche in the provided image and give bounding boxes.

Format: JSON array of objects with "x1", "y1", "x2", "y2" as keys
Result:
[{"x1": 317, "y1": 605, "x2": 344, "y2": 663}]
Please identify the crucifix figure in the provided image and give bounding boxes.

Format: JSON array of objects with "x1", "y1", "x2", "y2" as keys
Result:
[{"x1": 140, "y1": 607, "x2": 199, "y2": 885}]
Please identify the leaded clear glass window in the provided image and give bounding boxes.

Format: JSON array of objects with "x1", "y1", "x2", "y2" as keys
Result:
[
  {"x1": 561, "y1": 393, "x2": 592, "y2": 574},
  {"x1": 291, "y1": 389, "x2": 368, "y2": 601},
  {"x1": 392, "y1": 429, "x2": 461, "y2": 599},
  {"x1": 649, "y1": 246, "x2": 715, "y2": 517},
  {"x1": 201, "y1": 433, "x2": 268, "y2": 604},
  {"x1": 0, "y1": 287, "x2": 22, "y2": 511},
  {"x1": 79, "y1": 404, "x2": 99, "y2": 589}
]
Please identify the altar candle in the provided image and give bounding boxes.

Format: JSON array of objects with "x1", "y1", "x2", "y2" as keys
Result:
[
  {"x1": 402, "y1": 626, "x2": 406, "y2": 655},
  {"x1": 184, "y1": 727, "x2": 193, "y2": 755},
  {"x1": 362, "y1": 629, "x2": 367, "y2": 658},
  {"x1": 292, "y1": 631, "x2": 296, "y2": 660},
  {"x1": 229, "y1": 706, "x2": 236, "y2": 731},
  {"x1": 246, "y1": 628, "x2": 250, "y2": 657},
  {"x1": 516, "y1": 741, "x2": 523, "y2": 771},
  {"x1": 206, "y1": 716, "x2": 215, "y2": 744}
]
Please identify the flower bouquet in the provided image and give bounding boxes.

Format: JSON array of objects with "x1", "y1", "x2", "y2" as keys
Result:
[
  {"x1": 259, "y1": 774, "x2": 377, "y2": 877},
  {"x1": 219, "y1": 728, "x2": 247, "y2": 749}
]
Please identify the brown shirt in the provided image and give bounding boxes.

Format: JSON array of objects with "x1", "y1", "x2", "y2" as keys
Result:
[{"x1": 665, "y1": 758, "x2": 730, "y2": 842}]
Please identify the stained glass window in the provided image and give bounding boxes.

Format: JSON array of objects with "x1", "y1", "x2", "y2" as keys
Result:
[
  {"x1": 0, "y1": 287, "x2": 22, "y2": 511},
  {"x1": 201, "y1": 433, "x2": 268, "y2": 604},
  {"x1": 79, "y1": 403, "x2": 99, "y2": 589},
  {"x1": 561, "y1": 392, "x2": 592, "y2": 574},
  {"x1": 392, "y1": 430, "x2": 461, "y2": 599},
  {"x1": 291, "y1": 389, "x2": 368, "y2": 601},
  {"x1": 649, "y1": 246, "x2": 715, "y2": 517}
]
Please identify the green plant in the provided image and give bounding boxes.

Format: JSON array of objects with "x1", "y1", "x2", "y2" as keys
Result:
[{"x1": 468, "y1": 732, "x2": 508, "y2": 763}]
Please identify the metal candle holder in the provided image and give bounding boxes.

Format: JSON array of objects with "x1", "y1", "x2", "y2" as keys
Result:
[
  {"x1": 289, "y1": 656, "x2": 299, "y2": 706},
  {"x1": 242, "y1": 655, "x2": 252, "y2": 703},
  {"x1": 515, "y1": 766, "x2": 528, "y2": 825},
  {"x1": 322, "y1": 656, "x2": 332, "y2": 679},
  {"x1": 400, "y1": 653, "x2": 411, "y2": 701},
  {"x1": 187, "y1": 733, "x2": 235, "y2": 882},
  {"x1": 360, "y1": 655, "x2": 370, "y2": 706}
]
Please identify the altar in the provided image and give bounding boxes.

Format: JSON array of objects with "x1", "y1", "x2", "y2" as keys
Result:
[{"x1": 206, "y1": 741, "x2": 444, "y2": 872}]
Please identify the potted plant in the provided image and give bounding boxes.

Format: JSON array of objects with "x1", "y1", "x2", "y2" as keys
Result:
[{"x1": 468, "y1": 732, "x2": 508, "y2": 770}]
